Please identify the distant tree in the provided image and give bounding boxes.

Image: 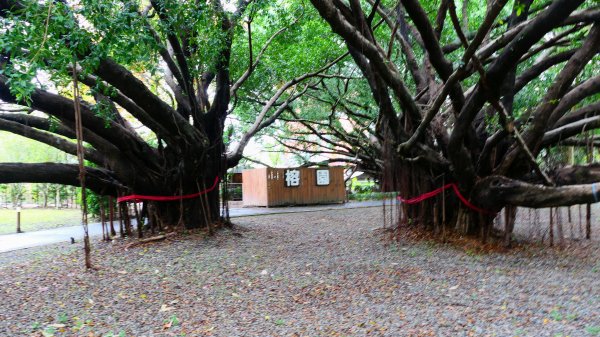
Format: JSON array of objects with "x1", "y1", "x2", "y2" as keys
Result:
[
  {"x1": 0, "y1": 184, "x2": 6, "y2": 207},
  {"x1": 8, "y1": 183, "x2": 24, "y2": 207},
  {"x1": 33, "y1": 183, "x2": 50, "y2": 207}
]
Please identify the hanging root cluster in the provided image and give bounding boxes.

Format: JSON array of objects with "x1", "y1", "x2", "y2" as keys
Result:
[
  {"x1": 381, "y1": 130, "x2": 502, "y2": 245},
  {"x1": 96, "y1": 176, "x2": 232, "y2": 244}
]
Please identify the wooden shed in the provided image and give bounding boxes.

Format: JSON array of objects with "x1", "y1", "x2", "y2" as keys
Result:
[{"x1": 242, "y1": 167, "x2": 345, "y2": 207}]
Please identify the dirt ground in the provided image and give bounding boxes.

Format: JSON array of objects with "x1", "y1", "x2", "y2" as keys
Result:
[{"x1": 0, "y1": 207, "x2": 599, "y2": 336}]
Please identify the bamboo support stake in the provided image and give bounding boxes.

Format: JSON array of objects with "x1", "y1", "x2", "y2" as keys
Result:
[{"x1": 72, "y1": 59, "x2": 92, "y2": 269}]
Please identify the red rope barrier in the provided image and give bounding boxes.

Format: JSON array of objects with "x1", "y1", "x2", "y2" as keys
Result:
[
  {"x1": 397, "y1": 184, "x2": 454, "y2": 204},
  {"x1": 117, "y1": 177, "x2": 220, "y2": 203},
  {"x1": 397, "y1": 183, "x2": 496, "y2": 215}
]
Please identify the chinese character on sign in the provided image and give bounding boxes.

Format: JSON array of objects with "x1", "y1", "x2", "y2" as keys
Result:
[
  {"x1": 316, "y1": 169, "x2": 330, "y2": 186},
  {"x1": 285, "y1": 169, "x2": 301, "y2": 187}
]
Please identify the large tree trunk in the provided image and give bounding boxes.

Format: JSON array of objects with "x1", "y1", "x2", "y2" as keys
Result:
[{"x1": 147, "y1": 190, "x2": 220, "y2": 231}]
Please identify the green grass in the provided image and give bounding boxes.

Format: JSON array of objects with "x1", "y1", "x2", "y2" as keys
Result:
[
  {"x1": 0, "y1": 208, "x2": 81, "y2": 234},
  {"x1": 348, "y1": 191, "x2": 395, "y2": 201}
]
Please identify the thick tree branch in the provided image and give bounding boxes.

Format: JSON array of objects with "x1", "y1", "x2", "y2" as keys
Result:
[
  {"x1": 0, "y1": 76, "x2": 151, "y2": 160},
  {"x1": 554, "y1": 101, "x2": 600, "y2": 129},
  {"x1": 0, "y1": 118, "x2": 105, "y2": 164},
  {"x1": 476, "y1": 175, "x2": 600, "y2": 208},
  {"x1": 94, "y1": 59, "x2": 208, "y2": 149},
  {"x1": 367, "y1": 0, "x2": 430, "y2": 94},
  {"x1": 227, "y1": 53, "x2": 348, "y2": 166},
  {"x1": 514, "y1": 49, "x2": 577, "y2": 93},
  {"x1": 552, "y1": 164, "x2": 600, "y2": 186},
  {"x1": 448, "y1": 0, "x2": 586, "y2": 185},
  {"x1": 542, "y1": 115, "x2": 600, "y2": 147},
  {"x1": 475, "y1": 7, "x2": 599, "y2": 64},
  {"x1": 548, "y1": 74, "x2": 600, "y2": 127},
  {"x1": 498, "y1": 23, "x2": 600, "y2": 173},
  {"x1": 150, "y1": 0, "x2": 199, "y2": 116},
  {"x1": 0, "y1": 113, "x2": 75, "y2": 138},
  {"x1": 400, "y1": 0, "x2": 454, "y2": 80},
  {"x1": 310, "y1": 0, "x2": 421, "y2": 124},
  {"x1": 231, "y1": 17, "x2": 299, "y2": 97},
  {"x1": 77, "y1": 73, "x2": 174, "y2": 148},
  {"x1": 138, "y1": 13, "x2": 190, "y2": 115},
  {"x1": 0, "y1": 79, "x2": 164, "y2": 186},
  {"x1": 0, "y1": 163, "x2": 123, "y2": 195}
]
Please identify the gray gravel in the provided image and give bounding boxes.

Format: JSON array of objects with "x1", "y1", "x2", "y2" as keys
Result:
[{"x1": 0, "y1": 206, "x2": 599, "y2": 336}]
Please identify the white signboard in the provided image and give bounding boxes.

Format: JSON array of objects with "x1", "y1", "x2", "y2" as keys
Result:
[
  {"x1": 285, "y1": 169, "x2": 301, "y2": 187},
  {"x1": 316, "y1": 169, "x2": 330, "y2": 186}
]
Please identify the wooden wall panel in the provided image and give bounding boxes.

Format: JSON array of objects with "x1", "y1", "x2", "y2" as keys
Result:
[
  {"x1": 266, "y1": 167, "x2": 345, "y2": 206},
  {"x1": 243, "y1": 167, "x2": 346, "y2": 207},
  {"x1": 242, "y1": 168, "x2": 268, "y2": 206}
]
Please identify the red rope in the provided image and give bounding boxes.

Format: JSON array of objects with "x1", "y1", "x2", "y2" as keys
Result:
[
  {"x1": 397, "y1": 183, "x2": 496, "y2": 215},
  {"x1": 397, "y1": 184, "x2": 454, "y2": 204},
  {"x1": 117, "y1": 177, "x2": 220, "y2": 203}
]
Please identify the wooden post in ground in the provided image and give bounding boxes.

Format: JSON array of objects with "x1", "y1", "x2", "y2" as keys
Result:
[
  {"x1": 586, "y1": 134, "x2": 592, "y2": 240},
  {"x1": 118, "y1": 203, "x2": 124, "y2": 238},
  {"x1": 99, "y1": 198, "x2": 107, "y2": 241},
  {"x1": 549, "y1": 208, "x2": 554, "y2": 247},
  {"x1": 556, "y1": 207, "x2": 564, "y2": 247},
  {"x1": 123, "y1": 203, "x2": 132, "y2": 236},
  {"x1": 134, "y1": 202, "x2": 143, "y2": 239},
  {"x1": 108, "y1": 196, "x2": 116, "y2": 237},
  {"x1": 16, "y1": 207, "x2": 22, "y2": 233},
  {"x1": 586, "y1": 204, "x2": 591, "y2": 240}
]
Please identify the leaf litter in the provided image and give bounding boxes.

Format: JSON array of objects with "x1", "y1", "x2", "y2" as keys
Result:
[{"x1": 0, "y1": 207, "x2": 598, "y2": 336}]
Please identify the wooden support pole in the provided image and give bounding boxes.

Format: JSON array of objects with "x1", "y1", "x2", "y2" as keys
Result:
[
  {"x1": 108, "y1": 196, "x2": 116, "y2": 237},
  {"x1": 16, "y1": 208, "x2": 22, "y2": 233}
]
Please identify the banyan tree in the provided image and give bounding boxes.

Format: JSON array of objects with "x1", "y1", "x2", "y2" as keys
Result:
[
  {"x1": 307, "y1": 0, "x2": 600, "y2": 238},
  {"x1": 0, "y1": 0, "x2": 341, "y2": 230}
]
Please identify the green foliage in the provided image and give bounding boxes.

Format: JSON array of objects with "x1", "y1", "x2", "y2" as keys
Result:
[
  {"x1": 3, "y1": 64, "x2": 36, "y2": 105},
  {"x1": 352, "y1": 181, "x2": 376, "y2": 194},
  {"x1": 587, "y1": 326, "x2": 600, "y2": 335},
  {"x1": 549, "y1": 309, "x2": 563, "y2": 321},
  {"x1": 86, "y1": 189, "x2": 113, "y2": 218},
  {"x1": 348, "y1": 192, "x2": 388, "y2": 201},
  {"x1": 164, "y1": 314, "x2": 180, "y2": 327},
  {"x1": 0, "y1": 0, "x2": 596, "y2": 210},
  {"x1": 230, "y1": 0, "x2": 345, "y2": 141},
  {"x1": 30, "y1": 322, "x2": 41, "y2": 331},
  {"x1": 41, "y1": 326, "x2": 56, "y2": 337},
  {"x1": 56, "y1": 313, "x2": 68, "y2": 324},
  {"x1": 223, "y1": 184, "x2": 242, "y2": 201},
  {"x1": 0, "y1": 0, "x2": 231, "y2": 103},
  {"x1": 91, "y1": 100, "x2": 116, "y2": 128},
  {"x1": 0, "y1": 0, "x2": 342, "y2": 162}
]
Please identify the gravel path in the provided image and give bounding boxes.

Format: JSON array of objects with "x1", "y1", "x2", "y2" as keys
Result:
[{"x1": 0, "y1": 207, "x2": 599, "y2": 336}]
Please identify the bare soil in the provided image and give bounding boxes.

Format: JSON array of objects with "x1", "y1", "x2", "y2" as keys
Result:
[{"x1": 0, "y1": 207, "x2": 599, "y2": 336}]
